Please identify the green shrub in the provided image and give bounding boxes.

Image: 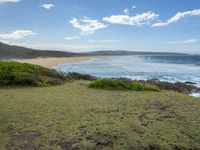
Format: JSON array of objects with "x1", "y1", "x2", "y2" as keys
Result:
[
  {"x1": 0, "y1": 61, "x2": 66, "y2": 86},
  {"x1": 65, "y1": 72, "x2": 97, "y2": 81},
  {"x1": 89, "y1": 78, "x2": 160, "y2": 92}
]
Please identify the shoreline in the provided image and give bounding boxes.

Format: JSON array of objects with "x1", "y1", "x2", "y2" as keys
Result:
[
  {"x1": 7, "y1": 56, "x2": 200, "y2": 98},
  {"x1": 14, "y1": 56, "x2": 94, "y2": 68}
]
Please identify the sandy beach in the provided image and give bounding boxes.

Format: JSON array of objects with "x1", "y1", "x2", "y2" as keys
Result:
[{"x1": 15, "y1": 56, "x2": 93, "y2": 68}]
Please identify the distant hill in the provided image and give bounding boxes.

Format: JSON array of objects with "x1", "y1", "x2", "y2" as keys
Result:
[
  {"x1": 0, "y1": 42, "x2": 79, "y2": 59},
  {"x1": 84, "y1": 50, "x2": 188, "y2": 56},
  {"x1": 0, "y1": 42, "x2": 188, "y2": 59}
]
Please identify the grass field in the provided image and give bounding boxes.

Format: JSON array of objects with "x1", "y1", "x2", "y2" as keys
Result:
[{"x1": 0, "y1": 81, "x2": 200, "y2": 150}]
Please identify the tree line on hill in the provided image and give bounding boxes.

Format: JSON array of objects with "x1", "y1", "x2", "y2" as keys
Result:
[{"x1": 0, "y1": 42, "x2": 187, "y2": 59}]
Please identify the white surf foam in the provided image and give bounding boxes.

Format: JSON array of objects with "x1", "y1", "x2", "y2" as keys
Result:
[{"x1": 189, "y1": 93, "x2": 200, "y2": 98}]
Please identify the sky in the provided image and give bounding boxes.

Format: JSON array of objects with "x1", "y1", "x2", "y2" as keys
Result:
[{"x1": 0, "y1": 0, "x2": 200, "y2": 54}]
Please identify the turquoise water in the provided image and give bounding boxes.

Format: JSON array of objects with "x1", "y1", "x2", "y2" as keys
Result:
[{"x1": 53, "y1": 55, "x2": 200, "y2": 91}]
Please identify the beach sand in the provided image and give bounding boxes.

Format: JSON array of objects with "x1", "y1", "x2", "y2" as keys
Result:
[{"x1": 15, "y1": 56, "x2": 93, "y2": 68}]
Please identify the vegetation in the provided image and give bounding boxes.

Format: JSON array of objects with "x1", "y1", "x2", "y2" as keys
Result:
[
  {"x1": 0, "y1": 61, "x2": 199, "y2": 149},
  {"x1": 66, "y1": 72, "x2": 97, "y2": 81},
  {"x1": 0, "y1": 42, "x2": 187, "y2": 59},
  {"x1": 89, "y1": 78, "x2": 160, "y2": 91},
  {"x1": 86, "y1": 50, "x2": 187, "y2": 56},
  {"x1": 0, "y1": 42, "x2": 78, "y2": 59},
  {"x1": 0, "y1": 81, "x2": 200, "y2": 150},
  {"x1": 0, "y1": 61, "x2": 66, "y2": 86},
  {"x1": 0, "y1": 61, "x2": 197, "y2": 94}
]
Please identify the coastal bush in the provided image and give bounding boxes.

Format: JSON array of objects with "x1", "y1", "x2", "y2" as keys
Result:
[
  {"x1": 66, "y1": 72, "x2": 97, "y2": 81},
  {"x1": 89, "y1": 78, "x2": 160, "y2": 91},
  {"x1": 0, "y1": 61, "x2": 66, "y2": 86}
]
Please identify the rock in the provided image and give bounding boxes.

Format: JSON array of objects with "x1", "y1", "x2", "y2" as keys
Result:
[
  {"x1": 185, "y1": 81, "x2": 196, "y2": 85},
  {"x1": 140, "y1": 79, "x2": 200, "y2": 94},
  {"x1": 147, "y1": 78, "x2": 160, "y2": 82}
]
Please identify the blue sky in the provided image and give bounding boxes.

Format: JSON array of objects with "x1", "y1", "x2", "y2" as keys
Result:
[{"x1": 0, "y1": 0, "x2": 200, "y2": 54}]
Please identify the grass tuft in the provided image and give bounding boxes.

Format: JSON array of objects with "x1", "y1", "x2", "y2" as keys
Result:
[{"x1": 89, "y1": 78, "x2": 160, "y2": 92}]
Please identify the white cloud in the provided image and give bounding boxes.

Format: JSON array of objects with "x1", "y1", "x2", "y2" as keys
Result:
[
  {"x1": 123, "y1": 8, "x2": 129, "y2": 15},
  {"x1": 103, "y1": 11, "x2": 159, "y2": 26},
  {"x1": 132, "y1": 6, "x2": 136, "y2": 9},
  {"x1": 0, "y1": 30, "x2": 35, "y2": 42},
  {"x1": 167, "y1": 39, "x2": 198, "y2": 44},
  {"x1": 69, "y1": 17, "x2": 108, "y2": 35},
  {"x1": 0, "y1": 0, "x2": 20, "y2": 3},
  {"x1": 152, "y1": 9, "x2": 200, "y2": 27},
  {"x1": 88, "y1": 40, "x2": 119, "y2": 43},
  {"x1": 41, "y1": 4, "x2": 54, "y2": 10},
  {"x1": 64, "y1": 36, "x2": 80, "y2": 40}
]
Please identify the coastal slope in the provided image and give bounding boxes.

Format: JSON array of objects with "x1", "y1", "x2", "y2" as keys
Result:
[{"x1": 0, "y1": 81, "x2": 200, "y2": 150}]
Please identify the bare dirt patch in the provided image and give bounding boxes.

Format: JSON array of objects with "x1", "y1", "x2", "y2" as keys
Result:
[{"x1": 6, "y1": 131, "x2": 41, "y2": 150}]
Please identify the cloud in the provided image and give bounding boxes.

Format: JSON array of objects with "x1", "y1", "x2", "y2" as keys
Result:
[
  {"x1": 88, "y1": 40, "x2": 120, "y2": 43},
  {"x1": 123, "y1": 8, "x2": 129, "y2": 15},
  {"x1": 41, "y1": 4, "x2": 54, "y2": 10},
  {"x1": 69, "y1": 17, "x2": 108, "y2": 35},
  {"x1": 132, "y1": 6, "x2": 136, "y2": 9},
  {"x1": 167, "y1": 39, "x2": 198, "y2": 44},
  {"x1": 0, "y1": 0, "x2": 20, "y2": 3},
  {"x1": 103, "y1": 11, "x2": 159, "y2": 26},
  {"x1": 0, "y1": 30, "x2": 35, "y2": 42},
  {"x1": 73, "y1": 6, "x2": 86, "y2": 11},
  {"x1": 152, "y1": 9, "x2": 200, "y2": 27},
  {"x1": 64, "y1": 36, "x2": 80, "y2": 40}
]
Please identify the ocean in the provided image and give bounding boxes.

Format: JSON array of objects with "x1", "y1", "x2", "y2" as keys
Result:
[{"x1": 53, "y1": 55, "x2": 200, "y2": 97}]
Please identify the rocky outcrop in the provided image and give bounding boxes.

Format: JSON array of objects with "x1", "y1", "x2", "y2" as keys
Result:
[{"x1": 140, "y1": 79, "x2": 200, "y2": 94}]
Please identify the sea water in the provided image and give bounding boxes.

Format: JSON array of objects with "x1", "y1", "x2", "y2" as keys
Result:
[{"x1": 53, "y1": 55, "x2": 200, "y2": 98}]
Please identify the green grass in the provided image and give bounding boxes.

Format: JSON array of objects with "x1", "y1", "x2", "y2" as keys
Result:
[
  {"x1": 89, "y1": 78, "x2": 160, "y2": 92},
  {"x1": 0, "y1": 61, "x2": 65, "y2": 86},
  {"x1": 0, "y1": 81, "x2": 200, "y2": 150}
]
